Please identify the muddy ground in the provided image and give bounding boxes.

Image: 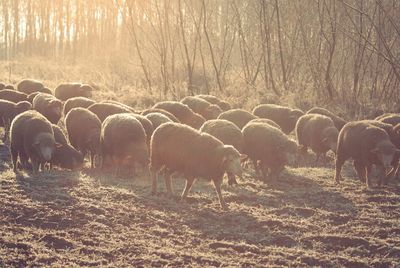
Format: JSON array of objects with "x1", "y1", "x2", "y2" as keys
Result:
[{"x1": 0, "y1": 143, "x2": 399, "y2": 267}]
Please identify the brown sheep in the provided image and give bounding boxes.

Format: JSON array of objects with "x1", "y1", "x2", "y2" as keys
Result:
[
  {"x1": 153, "y1": 101, "x2": 205, "y2": 129},
  {"x1": 306, "y1": 107, "x2": 347, "y2": 131},
  {"x1": 334, "y1": 121, "x2": 399, "y2": 187},
  {"x1": 65, "y1": 107, "x2": 102, "y2": 168},
  {"x1": 32, "y1": 93, "x2": 63, "y2": 124},
  {"x1": 101, "y1": 113, "x2": 149, "y2": 175},
  {"x1": 150, "y1": 122, "x2": 243, "y2": 209},
  {"x1": 295, "y1": 114, "x2": 339, "y2": 163},
  {"x1": 3, "y1": 84, "x2": 15, "y2": 90},
  {"x1": 63, "y1": 97, "x2": 96, "y2": 116},
  {"x1": 129, "y1": 114, "x2": 154, "y2": 145},
  {"x1": 141, "y1": 108, "x2": 180, "y2": 123},
  {"x1": 145, "y1": 112, "x2": 172, "y2": 130},
  {"x1": 88, "y1": 102, "x2": 133, "y2": 122},
  {"x1": 50, "y1": 124, "x2": 84, "y2": 170},
  {"x1": 0, "y1": 100, "x2": 32, "y2": 141},
  {"x1": 0, "y1": 89, "x2": 28, "y2": 103},
  {"x1": 17, "y1": 79, "x2": 44, "y2": 94},
  {"x1": 181, "y1": 96, "x2": 222, "y2": 120},
  {"x1": 217, "y1": 109, "x2": 257, "y2": 129},
  {"x1": 27, "y1": 92, "x2": 40, "y2": 103},
  {"x1": 101, "y1": 100, "x2": 137, "y2": 113},
  {"x1": 248, "y1": 118, "x2": 281, "y2": 130},
  {"x1": 10, "y1": 110, "x2": 58, "y2": 174},
  {"x1": 199, "y1": 119, "x2": 245, "y2": 185},
  {"x1": 252, "y1": 104, "x2": 304, "y2": 134},
  {"x1": 242, "y1": 122, "x2": 297, "y2": 180},
  {"x1": 55, "y1": 83, "x2": 93, "y2": 101},
  {"x1": 196, "y1": 94, "x2": 232, "y2": 111}
]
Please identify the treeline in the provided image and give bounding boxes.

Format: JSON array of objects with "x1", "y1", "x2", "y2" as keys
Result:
[{"x1": 1, "y1": 0, "x2": 400, "y2": 108}]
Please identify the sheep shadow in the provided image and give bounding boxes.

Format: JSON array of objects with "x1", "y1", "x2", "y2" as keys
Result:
[{"x1": 13, "y1": 170, "x2": 85, "y2": 230}]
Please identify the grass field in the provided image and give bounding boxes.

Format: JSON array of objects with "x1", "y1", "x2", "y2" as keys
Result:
[{"x1": 1, "y1": 142, "x2": 399, "y2": 267}]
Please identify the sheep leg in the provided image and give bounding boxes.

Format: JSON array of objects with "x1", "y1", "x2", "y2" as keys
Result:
[
  {"x1": 90, "y1": 151, "x2": 95, "y2": 169},
  {"x1": 334, "y1": 157, "x2": 345, "y2": 184},
  {"x1": 11, "y1": 147, "x2": 18, "y2": 173},
  {"x1": 252, "y1": 159, "x2": 260, "y2": 175},
  {"x1": 227, "y1": 172, "x2": 238, "y2": 185},
  {"x1": 31, "y1": 158, "x2": 40, "y2": 175},
  {"x1": 164, "y1": 170, "x2": 174, "y2": 197},
  {"x1": 180, "y1": 177, "x2": 195, "y2": 202},
  {"x1": 376, "y1": 165, "x2": 387, "y2": 187},
  {"x1": 213, "y1": 177, "x2": 227, "y2": 209},
  {"x1": 365, "y1": 165, "x2": 373, "y2": 188},
  {"x1": 314, "y1": 153, "x2": 321, "y2": 166},
  {"x1": 353, "y1": 160, "x2": 366, "y2": 183},
  {"x1": 150, "y1": 167, "x2": 158, "y2": 195}
]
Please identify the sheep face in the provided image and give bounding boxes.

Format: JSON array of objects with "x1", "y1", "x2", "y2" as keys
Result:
[{"x1": 372, "y1": 141, "x2": 399, "y2": 169}]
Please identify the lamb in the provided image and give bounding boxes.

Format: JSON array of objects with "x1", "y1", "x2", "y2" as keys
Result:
[
  {"x1": 50, "y1": 124, "x2": 84, "y2": 170},
  {"x1": 334, "y1": 121, "x2": 399, "y2": 187},
  {"x1": 248, "y1": 118, "x2": 281, "y2": 130},
  {"x1": 100, "y1": 113, "x2": 149, "y2": 175},
  {"x1": 217, "y1": 109, "x2": 257, "y2": 129},
  {"x1": 32, "y1": 93, "x2": 63, "y2": 124},
  {"x1": 242, "y1": 122, "x2": 297, "y2": 180},
  {"x1": 145, "y1": 112, "x2": 172, "y2": 130},
  {"x1": 0, "y1": 100, "x2": 32, "y2": 141},
  {"x1": 17, "y1": 79, "x2": 44, "y2": 94},
  {"x1": 306, "y1": 107, "x2": 347, "y2": 130},
  {"x1": 55, "y1": 83, "x2": 93, "y2": 101},
  {"x1": 150, "y1": 122, "x2": 243, "y2": 209},
  {"x1": 295, "y1": 114, "x2": 339, "y2": 163},
  {"x1": 199, "y1": 119, "x2": 244, "y2": 185},
  {"x1": 0, "y1": 89, "x2": 28, "y2": 103},
  {"x1": 10, "y1": 110, "x2": 58, "y2": 174},
  {"x1": 88, "y1": 102, "x2": 133, "y2": 122},
  {"x1": 65, "y1": 107, "x2": 102, "y2": 168},
  {"x1": 153, "y1": 101, "x2": 205, "y2": 129},
  {"x1": 181, "y1": 96, "x2": 222, "y2": 120},
  {"x1": 63, "y1": 97, "x2": 96, "y2": 116},
  {"x1": 252, "y1": 104, "x2": 304, "y2": 134},
  {"x1": 141, "y1": 108, "x2": 180, "y2": 123}
]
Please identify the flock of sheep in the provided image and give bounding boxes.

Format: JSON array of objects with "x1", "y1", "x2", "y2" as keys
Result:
[{"x1": 1, "y1": 79, "x2": 400, "y2": 209}]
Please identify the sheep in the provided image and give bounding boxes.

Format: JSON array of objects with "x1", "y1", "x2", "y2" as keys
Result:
[
  {"x1": 63, "y1": 97, "x2": 96, "y2": 116},
  {"x1": 153, "y1": 101, "x2": 205, "y2": 129},
  {"x1": 0, "y1": 83, "x2": 4, "y2": 90},
  {"x1": 217, "y1": 109, "x2": 257, "y2": 129},
  {"x1": 3, "y1": 84, "x2": 14, "y2": 90},
  {"x1": 181, "y1": 96, "x2": 222, "y2": 120},
  {"x1": 100, "y1": 113, "x2": 149, "y2": 175},
  {"x1": 334, "y1": 121, "x2": 399, "y2": 187},
  {"x1": 50, "y1": 124, "x2": 84, "y2": 170},
  {"x1": 65, "y1": 107, "x2": 102, "y2": 168},
  {"x1": 101, "y1": 100, "x2": 137, "y2": 113},
  {"x1": 145, "y1": 112, "x2": 172, "y2": 130},
  {"x1": 252, "y1": 104, "x2": 304, "y2": 134},
  {"x1": 129, "y1": 114, "x2": 154, "y2": 143},
  {"x1": 150, "y1": 122, "x2": 243, "y2": 209},
  {"x1": 17, "y1": 79, "x2": 44, "y2": 94},
  {"x1": 199, "y1": 119, "x2": 244, "y2": 185},
  {"x1": 32, "y1": 93, "x2": 63, "y2": 124},
  {"x1": 248, "y1": 118, "x2": 281, "y2": 130},
  {"x1": 0, "y1": 89, "x2": 28, "y2": 103},
  {"x1": 54, "y1": 83, "x2": 93, "y2": 101},
  {"x1": 196, "y1": 94, "x2": 232, "y2": 111},
  {"x1": 295, "y1": 114, "x2": 339, "y2": 163},
  {"x1": 0, "y1": 100, "x2": 32, "y2": 141},
  {"x1": 10, "y1": 110, "x2": 58, "y2": 174},
  {"x1": 377, "y1": 114, "x2": 400, "y2": 127},
  {"x1": 242, "y1": 122, "x2": 297, "y2": 180},
  {"x1": 88, "y1": 102, "x2": 133, "y2": 122},
  {"x1": 141, "y1": 108, "x2": 180, "y2": 123},
  {"x1": 27, "y1": 92, "x2": 40, "y2": 103},
  {"x1": 306, "y1": 107, "x2": 347, "y2": 131}
]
